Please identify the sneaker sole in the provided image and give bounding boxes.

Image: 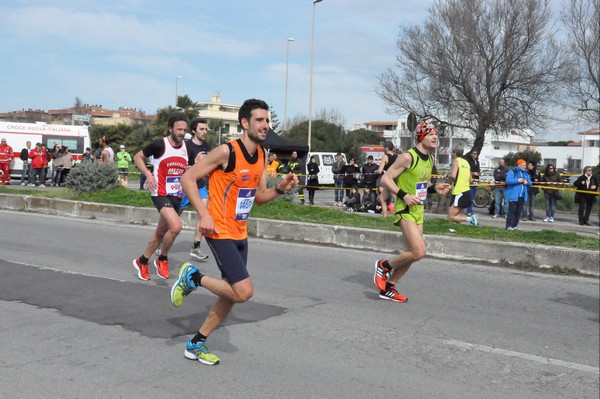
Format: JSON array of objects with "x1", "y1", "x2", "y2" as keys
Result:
[
  {"x1": 378, "y1": 293, "x2": 408, "y2": 303},
  {"x1": 132, "y1": 259, "x2": 150, "y2": 281},
  {"x1": 170, "y1": 265, "x2": 189, "y2": 307},
  {"x1": 189, "y1": 252, "x2": 209, "y2": 261},
  {"x1": 154, "y1": 260, "x2": 170, "y2": 279},
  {"x1": 184, "y1": 349, "x2": 220, "y2": 365}
]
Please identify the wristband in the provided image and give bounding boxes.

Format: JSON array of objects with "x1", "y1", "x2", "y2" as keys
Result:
[
  {"x1": 275, "y1": 187, "x2": 286, "y2": 195},
  {"x1": 427, "y1": 184, "x2": 436, "y2": 194},
  {"x1": 396, "y1": 189, "x2": 408, "y2": 200}
]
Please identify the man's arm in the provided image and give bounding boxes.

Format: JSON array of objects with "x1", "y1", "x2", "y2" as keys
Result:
[{"x1": 133, "y1": 150, "x2": 155, "y2": 190}]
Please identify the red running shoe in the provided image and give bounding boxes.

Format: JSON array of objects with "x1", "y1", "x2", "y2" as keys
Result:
[
  {"x1": 374, "y1": 259, "x2": 390, "y2": 291},
  {"x1": 379, "y1": 287, "x2": 408, "y2": 303},
  {"x1": 154, "y1": 259, "x2": 170, "y2": 279},
  {"x1": 133, "y1": 258, "x2": 150, "y2": 281}
]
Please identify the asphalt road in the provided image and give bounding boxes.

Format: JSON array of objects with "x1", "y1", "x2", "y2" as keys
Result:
[{"x1": 1, "y1": 210, "x2": 599, "y2": 399}]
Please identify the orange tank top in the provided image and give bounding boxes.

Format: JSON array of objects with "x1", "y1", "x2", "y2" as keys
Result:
[{"x1": 205, "y1": 139, "x2": 265, "y2": 240}]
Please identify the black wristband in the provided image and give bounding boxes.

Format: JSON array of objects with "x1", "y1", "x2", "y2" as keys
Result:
[
  {"x1": 396, "y1": 189, "x2": 408, "y2": 199},
  {"x1": 275, "y1": 187, "x2": 286, "y2": 195},
  {"x1": 427, "y1": 184, "x2": 436, "y2": 194}
]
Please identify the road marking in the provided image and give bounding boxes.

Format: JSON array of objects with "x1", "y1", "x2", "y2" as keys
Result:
[{"x1": 444, "y1": 339, "x2": 599, "y2": 374}]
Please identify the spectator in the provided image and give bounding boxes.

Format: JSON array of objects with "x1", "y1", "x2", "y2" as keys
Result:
[
  {"x1": 266, "y1": 152, "x2": 279, "y2": 178},
  {"x1": 100, "y1": 136, "x2": 115, "y2": 164},
  {"x1": 0, "y1": 137, "x2": 14, "y2": 185},
  {"x1": 360, "y1": 186, "x2": 377, "y2": 212},
  {"x1": 492, "y1": 158, "x2": 509, "y2": 218},
  {"x1": 342, "y1": 157, "x2": 360, "y2": 197},
  {"x1": 306, "y1": 155, "x2": 319, "y2": 205},
  {"x1": 61, "y1": 146, "x2": 73, "y2": 185},
  {"x1": 361, "y1": 155, "x2": 379, "y2": 189},
  {"x1": 19, "y1": 141, "x2": 32, "y2": 186},
  {"x1": 279, "y1": 151, "x2": 305, "y2": 204},
  {"x1": 573, "y1": 166, "x2": 598, "y2": 226},
  {"x1": 541, "y1": 164, "x2": 561, "y2": 223},
  {"x1": 505, "y1": 159, "x2": 531, "y2": 230},
  {"x1": 50, "y1": 144, "x2": 63, "y2": 187},
  {"x1": 522, "y1": 161, "x2": 541, "y2": 220},
  {"x1": 94, "y1": 138, "x2": 103, "y2": 161},
  {"x1": 464, "y1": 149, "x2": 480, "y2": 215},
  {"x1": 81, "y1": 147, "x2": 94, "y2": 163},
  {"x1": 344, "y1": 185, "x2": 361, "y2": 212},
  {"x1": 116, "y1": 144, "x2": 133, "y2": 187},
  {"x1": 331, "y1": 152, "x2": 345, "y2": 206},
  {"x1": 28, "y1": 142, "x2": 47, "y2": 187}
]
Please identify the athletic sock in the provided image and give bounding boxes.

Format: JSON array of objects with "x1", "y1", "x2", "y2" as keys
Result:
[
  {"x1": 158, "y1": 255, "x2": 168, "y2": 261},
  {"x1": 382, "y1": 260, "x2": 391, "y2": 271},
  {"x1": 191, "y1": 332, "x2": 207, "y2": 344},
  {"x1": 385, "y1": 282, "x2": 395, "y2": 291},
  {"x1": 193, "y1": 241, "x2": 200, "y2": 249},
  {"x1": 139, "y1": 255, "x2": 149, "y2": 265},
  {"x1": 191, "y1": 271, "x2": 204, "y2": 287}
]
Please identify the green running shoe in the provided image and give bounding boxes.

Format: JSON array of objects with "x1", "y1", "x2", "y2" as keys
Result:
[
  {"x1": 185, "y1": 339, "x2": 220, "y2": 365},
  {"x1": 170, "y1": 262, "x2": 198, "y2": 308}
]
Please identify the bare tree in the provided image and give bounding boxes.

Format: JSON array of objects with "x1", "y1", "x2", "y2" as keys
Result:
[
  {"x1": 560, "y1": 0, "x2": 600, "y2": 124},
  {"x1": 314, "y1": 107, "x2": 346, "y2": 127},
  {"x1": 377, "y1": 0, "x2": 563, "y2": 151}
]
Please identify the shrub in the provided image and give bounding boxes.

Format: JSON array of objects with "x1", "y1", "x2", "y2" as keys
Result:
[{"x1": 65, "y1": 162, "x2": 119, "y2": 194}]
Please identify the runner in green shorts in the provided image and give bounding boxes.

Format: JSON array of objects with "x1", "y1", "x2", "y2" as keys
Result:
[{"x1": 373, "y1": 121, "x2": 451, "y2": 303}]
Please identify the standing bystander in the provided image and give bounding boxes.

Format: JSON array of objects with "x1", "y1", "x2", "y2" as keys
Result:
[
  {"x1": 116, "y1": 145, "x2": 133, "y2": 187},
  {"x1": 573, "y1": 166, "x2": 598, "y2": 226},
  {"x1": 492, "y1": 158, "x2": 509, "y2": 218},
  {"x1": 541, "y1": 164, "x2": 561, "y2": 222},
  {"x1": 0, "y1": 138, "x2": 14, "y2": 185},
  {"x1": 522, "y1": 161, "x2": 541, "y2": 220},
  {"x1": 464, "y1": 149, "x2": 480, "y2": 215},
  {"x1": 19, "y1": 141, "x2": 32, "y2": 186},
  {"x1": 332, "y1": 153, "x2": 345, "y2": 206},
  {"x1": 28, "y1": 142, "x2": 47, "y2": 187},
  {"x1": 505, "y1": 159, "x2": 531, "y2": 230}
]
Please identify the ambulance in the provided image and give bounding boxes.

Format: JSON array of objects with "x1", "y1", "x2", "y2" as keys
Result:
[{"x1": 0, "y1": 121, "x2": 91, "y2": 178}]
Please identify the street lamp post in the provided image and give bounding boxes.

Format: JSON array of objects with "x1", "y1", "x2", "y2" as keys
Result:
[
  {"x1": 283, "y1": 38, "x2": 295, "y2": 133},
  {"x1": 175, "y1": 76, "x2": 182, "y2": 107},
  {"x1": 307, "y1": 0, "x2": 323, "y2": 151}
]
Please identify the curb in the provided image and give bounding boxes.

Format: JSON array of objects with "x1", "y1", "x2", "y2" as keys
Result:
[{"x1": 1, "y1": 193, "x2": 598, "y2": 276}]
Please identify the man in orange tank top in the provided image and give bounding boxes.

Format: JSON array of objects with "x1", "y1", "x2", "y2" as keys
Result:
[{"x1": 170, "y1": 99, "x2": 298, "y2": 365}]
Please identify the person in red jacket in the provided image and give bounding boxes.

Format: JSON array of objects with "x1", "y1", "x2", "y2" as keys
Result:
[
  {"x1": 0, "y1": 138, "x2": 14, "y2": 185},
  {"x1": 28, "y1": 142, "x2": 48, "y2": 187}
]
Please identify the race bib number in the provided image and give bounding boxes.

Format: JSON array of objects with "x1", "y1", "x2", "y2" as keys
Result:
[
  {"x1": 415, "y1": 182, "x2": 428, "y2": 205},
  {"x1": 166, "y1": 176, "x2": 182, "y2": 196},
  {"x1": 235, "y1": 188, "x2": 257, "y2": 220}
]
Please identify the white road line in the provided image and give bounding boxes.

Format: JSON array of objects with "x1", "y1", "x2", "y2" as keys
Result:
[{"x1": 444, "y1": 339, "x2": 599, "y2": 374}]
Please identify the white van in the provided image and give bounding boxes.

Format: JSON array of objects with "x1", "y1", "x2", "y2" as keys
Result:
[{"x1": 306, "y1": 152, "x2": 346, "y2": 185}]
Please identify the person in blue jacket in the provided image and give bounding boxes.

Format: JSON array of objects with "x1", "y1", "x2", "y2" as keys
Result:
[{"x1": 505, "y1": 158, "x2": 532, "y2": 230}]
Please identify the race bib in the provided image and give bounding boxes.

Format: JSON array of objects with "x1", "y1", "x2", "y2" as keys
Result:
[
  {"x1": 166, "y1": 176, "x2": 182, "y2": 196},
  {"x1": 235, "y1": 188, "x2": 257, "y2": 220},
  {"x1": 415, "y1": 182, "x2": 428, "y2": 205}
]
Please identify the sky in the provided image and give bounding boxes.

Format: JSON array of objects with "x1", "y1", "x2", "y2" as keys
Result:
[{"x1": 0, "y1": 0, "x2": 591, "y2": 141}]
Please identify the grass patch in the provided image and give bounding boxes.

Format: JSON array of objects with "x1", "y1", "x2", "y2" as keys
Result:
[{"x1": 2, "y1": 186, "x2": 598, "y2": 251}]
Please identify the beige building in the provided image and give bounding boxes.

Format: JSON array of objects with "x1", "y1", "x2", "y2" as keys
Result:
[{"x1": 197, "y1": 92, "x2": 242, "y2": 138}]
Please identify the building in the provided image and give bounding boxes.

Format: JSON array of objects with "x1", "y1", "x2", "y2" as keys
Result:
[
  {"x1": 196, "y1": 93, "x2": 242, "y2": 139},
  {"x1": 533, "y1": 128, "x2": 600, "y2": 172}
]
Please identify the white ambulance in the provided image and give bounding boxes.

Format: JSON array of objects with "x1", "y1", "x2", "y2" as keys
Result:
[
  {"x1": 0, "y1": 121, "x2": 91, "y2": 178},
  {"x1": 306, "y1": 152, "x2": 346, "y2": 185}
]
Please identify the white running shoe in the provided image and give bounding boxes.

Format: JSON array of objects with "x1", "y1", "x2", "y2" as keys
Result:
[{"x1": 190, "y1": 247, "x2": 209, "y2": 260}]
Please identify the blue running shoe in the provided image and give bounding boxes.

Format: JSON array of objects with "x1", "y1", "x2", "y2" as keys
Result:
[
  {"x1": 470, "y1": 213, "x2": 478, "y2": 226},
  {"x1": 185, "y1": 339, "x2": 220, "y2": 365},
  {"x1": 170, "y1": 262, "x2": 198, "y2": 308}
]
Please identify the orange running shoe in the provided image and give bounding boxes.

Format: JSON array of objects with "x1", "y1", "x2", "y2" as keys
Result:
[
  {"x1": 133, "y1": 258, "x2": 150, "y2": 281},
  {"x1": 154, "y1": 259, "x2": 170, "y2": 279},
  {"x1": 374, "y1": 259, "x2": 391, "y2": 291},
  {"x1": 379, "y1": 287, "x2": 408, "y2": 303}
]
